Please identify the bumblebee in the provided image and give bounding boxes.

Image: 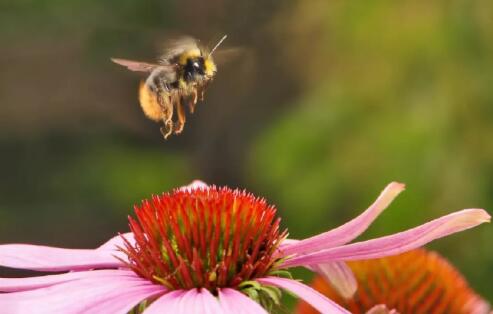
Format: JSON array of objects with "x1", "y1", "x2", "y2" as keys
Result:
[{"x1": 112, "y1": 35, "x2": 227, "y2": 139}]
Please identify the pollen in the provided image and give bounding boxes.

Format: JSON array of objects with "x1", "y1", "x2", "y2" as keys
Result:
[{"x1": 120, "y1": 186, "x2": 288, "y2": 292}]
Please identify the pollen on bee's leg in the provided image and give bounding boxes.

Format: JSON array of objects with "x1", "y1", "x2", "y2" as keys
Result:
[
  {"x1": 157, "y1": 94, "x2": 175, "y2": 139},
  {"x1": 174, "y1": 100, "x2": 186, "y2": 134},
  {"x1": 160, "y1": 121, "x2": 173, "y2": 139},
  {"x1": 161, "y1": 112, "x2": 174, "y2": 139},
  {"x1": 160, "y1": 126, "x2": 170, "y2": 139}
]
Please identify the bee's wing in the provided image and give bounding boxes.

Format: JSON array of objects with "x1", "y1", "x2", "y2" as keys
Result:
[
  {"x1": 211, "y1": 47, "x2": 244, "y2": 66},
  {"x1": 159, "y1": 36, "x2": 200, "y2": 61},
  {"x1": 111, "y1": 58, "x2": 163, "y2": 72}
]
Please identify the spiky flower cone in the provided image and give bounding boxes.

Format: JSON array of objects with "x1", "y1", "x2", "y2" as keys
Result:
[
  {"x1": 296, "y1": 249, "x2": 490, "y2": 314},
  {"x1": 122, "y1": 186, "x2": 288, "y2": 292}
]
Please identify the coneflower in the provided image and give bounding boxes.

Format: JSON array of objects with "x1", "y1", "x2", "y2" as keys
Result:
[
  {"x1": 295, "y1": 248, "x2": 491, "y2": 314},
  {"x1": 0, "y1": 181, "x2": 489, "y2": 313}
]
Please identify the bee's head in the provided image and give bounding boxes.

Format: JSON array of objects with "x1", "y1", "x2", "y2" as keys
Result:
[
  {"x1": 177, "y1": 35, "x2": 225, "y2": 82},
  {"x1": 182, "y1": 55, "x2": 216, "y2": 82}
]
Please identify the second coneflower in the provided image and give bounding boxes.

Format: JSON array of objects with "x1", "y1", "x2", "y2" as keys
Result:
[
  {"x1": 0, "y1": 181, "x2": 489, "y2": 313},
  {"x1": 295, "y1": 248, "x2": 491, "y2": 314}
]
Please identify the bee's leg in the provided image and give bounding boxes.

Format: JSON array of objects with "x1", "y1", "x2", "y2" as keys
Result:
[
  {"x1": 174, "y1": 98, "x2": 186, "y2": 134},
  {"x1": 200, "y1": 82, "x2": 208, "y2": 101},
  {"x1": 160, "y1": 126, "x2": 170, "y2": 139},
  {"x1": 158, "y1": 94, "x2": 174, "y2": 139},
  {"x1": 154, "y1": 78, "x2": 176, "y2": 139},
  {"x1": 188, "y1": 89, "x2": 198, "y2": 114},
  {"x1": 160, "y1": 120, "x2": 173, "y2": 139}
]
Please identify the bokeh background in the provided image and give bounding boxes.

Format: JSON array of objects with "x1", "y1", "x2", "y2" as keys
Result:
[{"x1": 1, "y1": 0, "x2": 492, "y2": 308}]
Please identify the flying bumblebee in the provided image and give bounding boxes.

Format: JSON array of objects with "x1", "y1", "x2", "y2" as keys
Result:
[{"x1": 112, "y1": 35, "x2": 227, "y2": 139}]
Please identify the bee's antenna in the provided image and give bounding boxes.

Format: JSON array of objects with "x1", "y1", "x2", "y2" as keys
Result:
[{"x1": 209, "y1": 35, "x2": 227, "y2": 57}]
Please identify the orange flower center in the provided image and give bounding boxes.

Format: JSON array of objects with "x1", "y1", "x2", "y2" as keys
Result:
[{"x1": 121, "y1": 186, "x2": 288, "y2": 292}]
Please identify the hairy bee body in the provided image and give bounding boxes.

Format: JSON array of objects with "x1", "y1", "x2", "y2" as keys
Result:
[{"x1": 112, "y1": 36, "x2": 225, "y2": 139}]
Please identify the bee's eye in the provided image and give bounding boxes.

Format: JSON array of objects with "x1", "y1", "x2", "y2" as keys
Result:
[{"x1": 183, "y1": 57, "x2": 205, "y2": 80}]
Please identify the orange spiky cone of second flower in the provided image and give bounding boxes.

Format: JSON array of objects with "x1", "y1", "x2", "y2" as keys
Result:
[{"x1": 296, "y1": 248, "x2": 490, "y2": 314}]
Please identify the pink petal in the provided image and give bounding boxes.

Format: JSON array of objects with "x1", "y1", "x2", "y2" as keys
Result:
[
  {"x1": 0, "y1": 244, "x2": 124, "y2": 271},
  {"x1": 79, "y1": 284, "x2": 164, "y2": 314},
  {"x1": 143, "y1": 288, "x2": 224, "y2": 314},
  {"x1": 177, "y1": 289, "x2": 201, "y2": 314},
  {"x1": 0, "y1": 270, "x2": 164, "y2": 313},
  {"x1": 141, "y1": 290, "x2": 184, "y2": 314},
  {"x1": 218, "y1": 288, "x2": 268, "y2": 314},
  {"x1": 284, "y1": 241, "x2": 358, "y2": 298},
  {"x1": 194, "y1": 288, "x2": 225, "y2": 314},
  {"x1": 97, "y1": 232, "x2": 135, "y2": 251},
  {"x1": 280, "y1": 182, "x2": 405, "y2": 256},
  {"x1": 179, "y1": 180, "x2": 209, "y2": 192},
  {"x1": 257, "y1": 277, "x2": 350, "y2": 314},
  {"x1": 310, "y1": 262, "x2": 357, "y2": 299},
  {"x1": 366, "y1": 304, "x2": 399, "y2": 314},
  {"x1": 283, "y1": 209, "x2": 490, "y2": 267},
  {"x1": 280, "y1": 238, "x2": 300, "y2": 246},
  {"x1": 463, "y1": 297, "x2": 492, "y2": 314},
  {"x1": 0, "y1": 269, "x2": 135, "y2": 292}
]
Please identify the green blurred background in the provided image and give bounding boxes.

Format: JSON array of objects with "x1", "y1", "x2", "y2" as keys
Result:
[{"x1": 1, "y1": 0, "x2": 492, "y2": 306}]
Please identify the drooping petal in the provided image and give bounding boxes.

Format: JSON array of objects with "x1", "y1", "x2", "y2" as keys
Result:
[
  {"x1": 258, "y1": 277, "x2": 350, "y2": 314},
  {"x1": 310, "y1": 262, "x2": 357, "y2": 299},
  {"x1": 282, "y1": 208, "x2": 490, "y2": 267},
  {"x1": 143, "y1": 288, "x2": 224, "y2": 314},
  {"x1": 218, "y1": 288, "x2": 268, "y2": 314},
  {"x1": 280, "y1": 182, "x2": 405, "y2": 256},
  {"x1": 0, "y1": 269, "x2": 135, "y2": 292},
  {"x1": 0, "y1": 270, "x2": 164, "y2": 314},
  {"x1": 0, "y1": 243, "x2": 125, "y2": 272}
]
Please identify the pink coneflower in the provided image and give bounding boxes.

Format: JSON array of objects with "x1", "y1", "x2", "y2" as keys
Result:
[
  {"x1": 0, "y1": 181, "x2": 490, "y2": 313},
  {"x1": 295, "y1": 248, "x2": 491, "y2": 314}
]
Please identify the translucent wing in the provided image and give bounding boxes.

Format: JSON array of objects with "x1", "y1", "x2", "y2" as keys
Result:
[
  {"x1": 111, "y1": 58, "x2": 162, "y2": 72},
  {"x1": 210, "y1": 47, "x2": 244, "y2": 66},
  {"x1": 159, "y1": 36, "x2": 200, "y2": 61}
]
